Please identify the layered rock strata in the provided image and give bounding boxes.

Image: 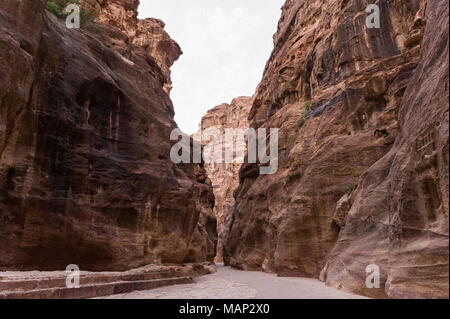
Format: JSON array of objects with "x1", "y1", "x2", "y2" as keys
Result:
[
  {"x1": 200, "y1": 97, "x2": 253, "y2": 262},
  {"x1": 323, "y1": 0, "x2": 449, "y2": 299},
  {"x1": 224, "y1": 0, "x2": 448, "y2": 298},
  {"x1": 80, "y1": 0, "x2": 181, "y2": 94},
  {"x1": 0, "y1": 0, "x2": 216, "y2": 271}
]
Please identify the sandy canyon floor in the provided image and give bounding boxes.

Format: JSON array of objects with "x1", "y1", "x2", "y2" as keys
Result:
[{"x1": 100, "y1": 265, "x2": 368, "y2": 299}]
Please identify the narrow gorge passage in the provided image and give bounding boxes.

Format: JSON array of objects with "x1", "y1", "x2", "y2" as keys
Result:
[
  {"x1": 0, "y1": 0, "x2": 448, "y2": 302},
  {"x1": 101, "y1": 265, "x2": 367, "y2": 299}
]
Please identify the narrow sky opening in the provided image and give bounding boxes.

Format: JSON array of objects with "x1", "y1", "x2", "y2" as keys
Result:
[{"x1": 139, "y1": 0, "x2": 284, "y2": 134}]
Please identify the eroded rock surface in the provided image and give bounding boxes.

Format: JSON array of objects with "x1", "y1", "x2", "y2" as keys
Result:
[
  {"x1": 0, "y1": 0, "x2": 215, "y2": 271},
  {"x1": 200, "y1": 97, "x2": 252, "y2": 261},
  {"x1": 81, "y1": 0, "x2": 181, "y2": 94},
  {"x1": 224, "y1": 0, "x2": 448, "y2": 298},
  {"x1": 323, "y1": 0, "x2": 449, "y2": 299}
]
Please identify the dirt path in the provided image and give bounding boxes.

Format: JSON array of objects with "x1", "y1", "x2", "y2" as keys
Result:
[{"x1": 101, "y1": 265, "x2": 368, "y2": 299}]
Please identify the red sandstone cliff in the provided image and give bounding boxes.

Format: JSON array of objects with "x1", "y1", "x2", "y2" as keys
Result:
[
  {"x1": 80, "y1": 0, "x2": 181, "y2": 94},
  {"x1": 1, "y1": 0, "x2": 448, "y2": 299},
  {"x1": 323, "y1": 0, "x2": 449, "y2": 298},
  {"x1": 224, "y1": 0, "x2": 448, "y2": 298},
  {"x1": 200, "y1": 97, "x2": 253, "y2": 262},
  {"x1": 0, "y1": 0, "x2": 216, "y2": 271}
]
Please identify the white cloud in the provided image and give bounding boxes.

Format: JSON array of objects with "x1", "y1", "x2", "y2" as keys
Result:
[{"x1": 138, "y1": 0, "x2": 284, "y2": 134}]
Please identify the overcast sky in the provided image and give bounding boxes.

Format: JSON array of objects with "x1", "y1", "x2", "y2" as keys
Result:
[{"x1": 139, "y1": 0, "x2": 284, "y2": 134}]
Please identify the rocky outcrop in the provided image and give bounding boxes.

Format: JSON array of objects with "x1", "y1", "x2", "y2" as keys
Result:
[
  {"x1": 0, "y1": 0, "x2": 215, "y2": 271},
  {"x1": 323, "y1": 0, "x2": 449, "y2": 299},
  {"x1": 224, "y1": 0, "x2": 448, "y2": 298},
  {"x1": 200, "y1": 97, "x2": 253, "y2": 262},
  {"x1": 81, "y1": 0, "x2": 182, "y2": 94}
]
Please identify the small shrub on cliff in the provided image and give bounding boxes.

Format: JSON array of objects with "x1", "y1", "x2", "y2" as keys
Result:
[
  {"x1": 46, "y1": 1, "x2": 64, "y2": 18},
  {"x1": 303, "y1": 100, "x2": 311, "y2": 111},
  {"x1": 46, "y1": 0, "x2": 94, "y2": 26},
  {"x1": 345, "y1": 184, "x2": 357, "y2": 196},
  {"x1": 297, "y1": 101, "x2": 311, "y2": 128}
]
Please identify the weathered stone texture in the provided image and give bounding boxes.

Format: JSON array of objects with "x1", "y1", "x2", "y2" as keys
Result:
[
  {"x1": 323, "y1": 0, "x2": 449, "y2": 299},
  {"x1": 200, "y1": 97, "x2": 252, "y2": 261},
  {"x1": 0, "y1": 0, "x2": 215, "y2": 271},
  {"x1": 224, "y1": 0, "x2": 448, "y2": 298},
  {"x1": 80, "y1": 0, "x2": 181, "y2": 94}
]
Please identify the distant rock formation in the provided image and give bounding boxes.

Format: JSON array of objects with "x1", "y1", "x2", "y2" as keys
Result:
[
  {"x1": 0, "y1": 0, "x2": 216, "y2": 271},
  {"x1": 200, "y1": 97, "x2": 253, "y2": 262},
  {"x1": 224, "y1": 0, "x2": 448, "y2": 298}
]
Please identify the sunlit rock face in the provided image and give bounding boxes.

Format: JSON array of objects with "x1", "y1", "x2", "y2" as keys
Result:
[
  {"x1": 81, "y1": 0, "x2": 182, "y2": 94},
  {"x1": 224, "y1": 0, "x2": 448, "y2": 298},
  {"x1": 200, "y1": 97, "x2": 253, "y2": 262},
  {"x1": 0, "y1": 0, "x2": 215, "y2": 271}
]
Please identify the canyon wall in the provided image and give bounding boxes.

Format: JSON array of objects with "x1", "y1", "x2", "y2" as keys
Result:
[
  {"x1": 323, "y1": 0, "x2": 449, "y2": 299},
  {"x1": 200, "y1": 97, "x2": 252, "y2": 261},
  {"x1": 81, "y1": 0, "x2": 181, "y2": 94},
  {"x1": 0, "y1": 0, "x2": 216, "y2": 271},
  {"x1": 224, "y1": 0, "x2": 448, "y2": 298}
]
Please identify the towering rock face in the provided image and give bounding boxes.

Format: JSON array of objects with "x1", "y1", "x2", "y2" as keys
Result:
[
  {"x1": 0, "y1": 0, "x2": 215, "y2": 271},
  {"x1": 200, "y1": 97, "x2": 252, "y2": 262},
  {"x1": 224, "y1": 0, "x2": 448, "y2": 298},
  {"x1": 81, "y1": 0, "x2": 181, "y2": 94},
  {"x1": 323, "y1": 0, "x2": 449, "y2": 299}
]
